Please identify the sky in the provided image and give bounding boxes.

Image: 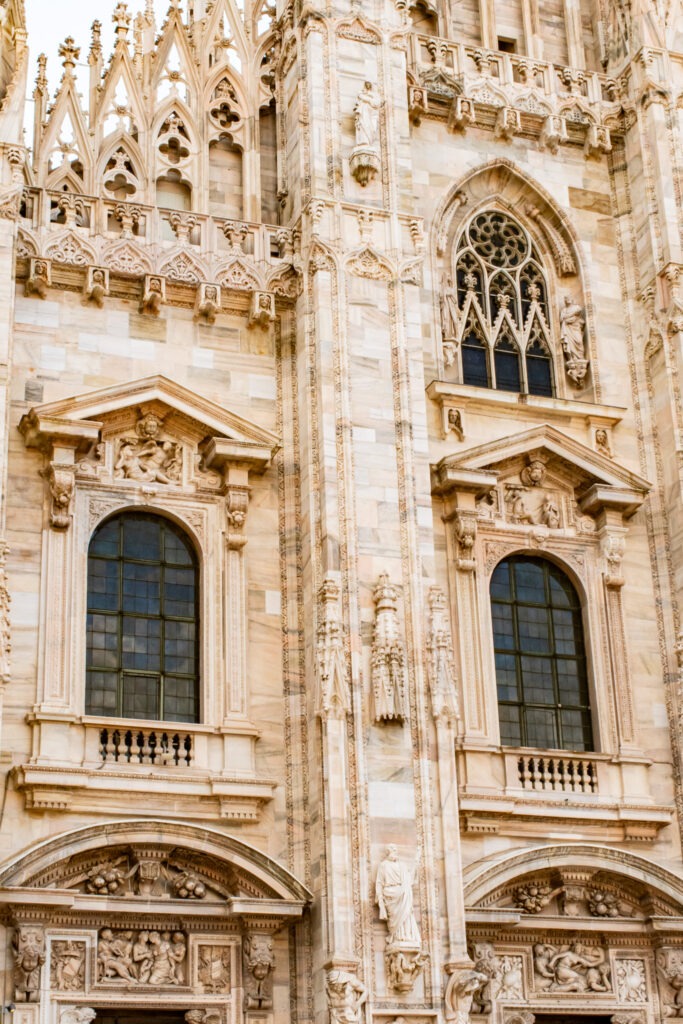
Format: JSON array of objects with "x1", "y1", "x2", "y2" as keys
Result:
[{"x1": 24, "y1": 0, "x2": 170, "y2": 142}]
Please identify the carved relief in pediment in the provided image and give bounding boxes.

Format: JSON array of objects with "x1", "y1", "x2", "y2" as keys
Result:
[
  {"x1": 473, "y1": 449, "x2": 595, "y2": 535},
  {"x1": 473, "y1": 867, "x2": 682, "y2": 920},
  {"x1": 23, "y1": 842, "x2": 280, "y2": 903}
]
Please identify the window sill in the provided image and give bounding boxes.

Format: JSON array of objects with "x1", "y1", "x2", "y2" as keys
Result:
[
  {"x1": 427, "y1": 379, "x2": 625, "y2": 428},
  {"x1": 456, "y1": 745, "x2": 673, "y2": 841},
  {"x1": 20, "y1": 713, "x2": 276, "y2": 821}
]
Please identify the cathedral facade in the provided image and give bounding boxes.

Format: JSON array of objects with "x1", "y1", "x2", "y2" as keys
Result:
[{"x1": 0, "y1": 0, "x2": 682, "y2": 1022}]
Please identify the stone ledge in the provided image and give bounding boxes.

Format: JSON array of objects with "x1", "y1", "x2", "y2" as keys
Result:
[{"x1": 15, "y1": 763, "x2": 277, "y2": 822}]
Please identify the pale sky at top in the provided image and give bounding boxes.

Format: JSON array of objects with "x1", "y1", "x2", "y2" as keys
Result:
[{"x1": 24, "y1": 0, "x2": 170, "y2": 143}]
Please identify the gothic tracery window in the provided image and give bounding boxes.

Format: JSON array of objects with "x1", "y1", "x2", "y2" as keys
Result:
[
  {"x1": 86, "y1": 512, "x2": 200, "y2": 724},
  {"x1": 453, "y1": 211, "x2": 554, "y2": 396}
]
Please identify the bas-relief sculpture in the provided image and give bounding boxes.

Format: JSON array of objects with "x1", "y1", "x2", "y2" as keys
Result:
[{"x1": 96, "y1": 928, "x2": 187, "y2": 986}]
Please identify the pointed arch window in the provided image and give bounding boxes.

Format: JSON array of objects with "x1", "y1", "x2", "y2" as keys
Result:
[
  {"x1": 490, "y1": 555, "x2": 593, "y2": 751},
  {"x1": 86, "y1": 512, "x2": 200, "y2": 723},
  {"x1": 450, "y1": 211, "x2": 556, "y2": 397}
]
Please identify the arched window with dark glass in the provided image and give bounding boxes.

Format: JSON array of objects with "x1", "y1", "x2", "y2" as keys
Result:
[
  {"x1": 490, "y1": 555, "x2": 593, "y2": 751},
  {"x1": 449, "y1": 210, "x2": 558, "y2": 396},
  {"x1": 86, "y1": 512, "x2": 199, "y2": 723}
]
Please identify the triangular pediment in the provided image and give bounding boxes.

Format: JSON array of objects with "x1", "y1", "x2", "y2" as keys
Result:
[
  {"x1": 435, "y1": 424, "x2": 650, "y2": 520},
  {"x1": 19, "y1": 374, "x2": 279, "y2": 455}
]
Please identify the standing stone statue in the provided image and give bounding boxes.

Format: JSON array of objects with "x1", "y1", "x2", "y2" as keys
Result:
[
  {"x1": 350, "y1": 82, "x2": 382, "y2": 186},
  {"x1": 354, "y1": 81, "x2": 381, "y2": 148},
  {"x1": 375, "y1": 845, "x2": 421, "y2": 947},
  {"x1": 440, "y1": 275, "x2": 459, "y2": 343},
  {"x1": 559, "y1": 296, "x2": 586, "y2": 362}
]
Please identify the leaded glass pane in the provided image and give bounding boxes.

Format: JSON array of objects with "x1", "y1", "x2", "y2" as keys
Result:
[
  {"x1": 85, "y1": 512, "x2": 199, "y2": 723},
  {"x1": 491, "y1": 555, "x2": 593, "y2": 751}
]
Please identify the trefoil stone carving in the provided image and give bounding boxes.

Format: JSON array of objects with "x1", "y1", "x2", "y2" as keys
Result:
[
  {"x1": 371, "y1": 573, "x2": 408, "y2": 722},
  {"x1": 350, "y1": 81, "x2": 382, "y2": 186},
  {"x1": 13, "y1": 926, "x2": 45, "y2": 1002},
  {"x1": 326, "y1": 969, "x2": 367, "y2": 1024},
  {"x1": 316, "y1": 576, "x2": 350, "y2": 719},
  {"x1": 243, "y1": 933, "x2": 274, "y2": 1009}
]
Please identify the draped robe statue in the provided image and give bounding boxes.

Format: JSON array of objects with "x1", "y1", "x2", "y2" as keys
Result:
[{"x1": 375, "y1": 845, "x2": 421, "y2": 948}]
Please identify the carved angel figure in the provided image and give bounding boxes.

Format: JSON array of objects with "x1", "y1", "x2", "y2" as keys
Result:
[{"x1": 354, "y1": 81, "x2": 381, "y2": 148}]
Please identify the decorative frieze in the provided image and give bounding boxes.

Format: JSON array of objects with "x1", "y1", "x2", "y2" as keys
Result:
[{"x1": 96, "y1": 928, "x2": 187, "y2": 986}]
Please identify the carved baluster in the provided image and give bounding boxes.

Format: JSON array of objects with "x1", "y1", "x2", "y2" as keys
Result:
[{"x1": 140, "y1": 730, "x2": 152, "y2": 764}]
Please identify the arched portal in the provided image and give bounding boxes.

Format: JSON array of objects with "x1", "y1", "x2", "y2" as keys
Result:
[{"x1": 0, "y1": 821, "x2": 310, "y2": 1024}]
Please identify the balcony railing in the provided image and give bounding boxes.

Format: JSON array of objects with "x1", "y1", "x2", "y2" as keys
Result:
[
  {"x1": 99, "y1": 727, "x2": 193, "y2": 767},
  {"x1": 517, "y1": 753, "x2": 598, "y2": 793}
]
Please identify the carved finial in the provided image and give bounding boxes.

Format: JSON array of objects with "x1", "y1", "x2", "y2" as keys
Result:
[
  {"x1": 89, "y1": 20, "x2": 102, "y2": 61},
  {"x1": 427, "y1": 586, "x2": 460, "y2": 724},
  {"x1": 58, "y1": 36, "x2": 80, "y2": 72},
  {"x1": 113, "y1": 2, "x2": 131, "y2": 38},
  {"x1": 35, "y1": 53, "x2": 47, "y2": 91},
  {"x1": 316, "y1": 575, "x2": 350, "y2": 719}
]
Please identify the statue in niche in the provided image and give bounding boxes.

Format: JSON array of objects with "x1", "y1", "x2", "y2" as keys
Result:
[
  {"x1": 560, "y1": 295, "x2": 589, "y2": 385},
  {"x1": 375, "y1": 844, "x2": 421, "y2": 947},
  {"x1": 440, "y1": 275, "x2": 459, "y2": 344},
  {"x1": 354, "y1": 81, "x2": 381, "y2": 147}
]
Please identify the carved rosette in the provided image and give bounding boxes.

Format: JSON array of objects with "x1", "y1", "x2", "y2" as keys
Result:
[{"x1": 371, "y1": 573, "x2": 408, "y2": 723}]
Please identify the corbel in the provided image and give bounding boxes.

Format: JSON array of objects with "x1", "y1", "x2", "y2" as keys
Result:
[
  {"x1": 248, "y1": 291, "x2": 276, "y2": 329},
  {"x1": 140, "y1": 274, "x2": 165, "y2": 315},
  {"x1": 494, "y1": 106, "x2": 521, "y2": 141},
  {"x1": 18, "y1": 411, "x2": 102, "y2": 530},
  {"x1": 540, "y1": 114, "x2": 568, "y2": 153},
  {"x1": 84, "y1": 266, "x2": 109, "y2": 307},
  {"x1": 448, "y1": 95, "x2": 475, "y2": 133},
  {"x1": 195, "y1": 282, "x2": 222, "y2": 324},
  {"x1": 584, "y1": 123, "x2": 612, "y2": 159},
  {"x1": 200, "y1": 437, "x2": 274, "y2": 548},
  {"x1": 432, "y1": 464, "x2": 497, "y2": 571},
  {"x1": 25, "y1": 257, "x2": 51, "y2": 299}
]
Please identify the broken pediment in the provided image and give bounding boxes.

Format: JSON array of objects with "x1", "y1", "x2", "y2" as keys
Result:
[{"x1": 433, "y1": 424, "x2": 650, "y2": 528}]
